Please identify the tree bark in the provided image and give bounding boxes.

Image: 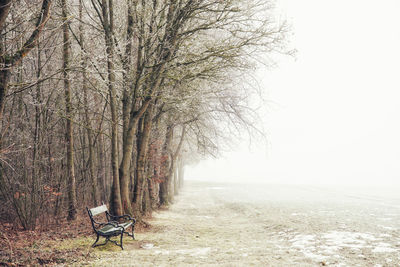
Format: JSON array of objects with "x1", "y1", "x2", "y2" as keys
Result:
[
  {"x1": 0, "y1": 0, "x2": 11, "y2": 31},
  {"x1": 119, "y1": 100, "x2": 150, "y2": 215},
  {"x1": 122, "y1": 0, "x2": 134, "y2": 143},
  {"x1": 80, "y1": 0, "x2": 98, "y2": 206},
  {"x1": 178, "y1": 156, "x2": 185, "y2": 188},
  {"x1": 172, "y1": 126, "x2": 186, "y2": 196},
  {"x1": 97, "y1": 0, "x2": 123, "y2": 215},
  {"x1": 133, "y1": 104, "x2": 154, "y2": 216},
  {"x1": 173, "y1": 163, "x2": 179, "y2": 196},
  {"x1": 159, "y1": 124, "x2": 173, "y2": 206},
  {"x1": 62, "y1": 0, "x2": 77, "y2": 221},
  {"x1": 164, "y1": 125, "x2": 186, "y2": 203},
  {"x1": 119, "y1": 0, "x2": 183, "y2": 215}
]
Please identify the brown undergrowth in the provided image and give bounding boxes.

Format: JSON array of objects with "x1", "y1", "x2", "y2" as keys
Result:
[{"x1": 0, "y1": 211, "x2": 153, "y2": 266}]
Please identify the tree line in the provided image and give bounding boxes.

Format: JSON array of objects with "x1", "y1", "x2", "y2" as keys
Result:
[{"x1": 0, "y1": 0, "x2": 289, "y2": 230}]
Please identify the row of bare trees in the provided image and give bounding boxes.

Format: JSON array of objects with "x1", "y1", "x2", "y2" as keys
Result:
[{"x1": 0, "y1": 0, "x2": 289, "y2": 230}]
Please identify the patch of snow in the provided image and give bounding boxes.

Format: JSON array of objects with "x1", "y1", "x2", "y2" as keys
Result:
[
  {"x1": 322, "y1": 231, "x2": 378, "y2": 249},
  {"x1": 290, "y1": 234, "x2": 315, "y2": 249},
  {"x1": 155, "y1": 247, "x2": 212, "y2": 256},
  {"x1": 376, "y1": 242, "x2": 391, "y2": 247},
  {"x1": 154, "y1": 250, "x2": 170, "y2": 255},
  {"x1": 377, "y1": 225, "x2": 396, "y2": 231},
  {"x1": 291, "y1": 212, "x2": 308, "y2": 216},
  {"x1": 378, "y1": 234, "x2": 391, "y2": 238},
  {"x1": 195, "y1": 215, "x2": 213, "y2": 219},
  {"x1": 378, "y1": 218, "x2": 392, "y2": 221},
  {"x1": 372, "y1": 243, "x2": 397, "y2": 253},
  {"x1": 318, "y1": 245, "x2": 340, "y2": 254},
  {"x1": 141, "y1": 243, "x2": 154, "y2": 249},
  {"x1": 302, "y1": 251, "x2": 328, "y2": 262},
  {"x1": 175, "y1": 247, "x2": 211, "y2": 256},
  {"x1": 289, "y1": 234, "x2": 328, "y2": 262}
]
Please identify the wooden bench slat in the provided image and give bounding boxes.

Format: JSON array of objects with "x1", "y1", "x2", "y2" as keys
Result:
[
  {"x1": 90, "y1": 204, "x2": 108, "y2": 216},
  {"x1": 118, "y1": 222, "x2": 132, "y2": 229},
  {"x1": 98, "y1": 225, "x2": 123, "y2": 235}
]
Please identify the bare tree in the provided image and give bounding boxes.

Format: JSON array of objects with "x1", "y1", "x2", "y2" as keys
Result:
[
  {"x1": 0, "y1": 0, "x2": 291, "y2": 229},
  {"x1": 62, "y1": 0, "x2": 77, "y2": 220},
  {"x1": 0, "y1": 0, "x2": 53, "y2": 122}
]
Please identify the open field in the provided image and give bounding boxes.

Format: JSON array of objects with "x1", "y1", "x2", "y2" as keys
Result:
[{"x1": 86, "y1": 181, "x2": 400, "y2": 266}]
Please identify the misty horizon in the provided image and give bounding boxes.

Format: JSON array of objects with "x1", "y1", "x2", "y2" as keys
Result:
[{"x1": 186, "y1": 0, "x2": 400, "y2": 187}]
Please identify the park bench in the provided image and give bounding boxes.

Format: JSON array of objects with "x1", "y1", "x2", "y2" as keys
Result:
[{"x1": 86, "y1": 204, "x2": 136, "y2": 250}]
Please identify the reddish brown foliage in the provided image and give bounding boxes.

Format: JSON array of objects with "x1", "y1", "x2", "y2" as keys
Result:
[{"x1": 0, "y1": 212, "x2": 93, "y2": 266}]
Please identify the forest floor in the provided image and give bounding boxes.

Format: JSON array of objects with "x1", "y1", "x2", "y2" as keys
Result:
[
  {"x1": 0, "y1": 205, "x2": 153, "y2": 266},
  {"x1": 2, "y1": 181, "x2": 400, "y2": 266},
  {"x1": 84, "y1": 181, "x2": 400, "y2": 266},
  {"x1": 0, "y1": 212, "x2": 94, "y2": 266}
]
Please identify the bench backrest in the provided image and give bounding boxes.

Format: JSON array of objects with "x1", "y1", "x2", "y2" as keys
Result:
[
  {"x1": 89, "y1": 204, "x2": 108, "y2": 216},
  {"x1": 87, "y1": 204, "x2": 110, "y2": 233}
]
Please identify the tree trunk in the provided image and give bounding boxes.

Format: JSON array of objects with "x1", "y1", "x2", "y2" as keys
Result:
[
  {"x1": 159, "y1": 125, "x2": 173, "y2": 206},
  {"x1": 62, "y1": 0, "x2": 77, "y2": 221},
  {"x1": 98, "y1": 0, "x2": 123, "y2": 215},
  {"x1": 0, "y1": 69, "x2": 9, "y2": 123},
  {"x1": 98, "y1": 133, "x2": 108, "y2": 202},
  {"x1": 133, "y1": 104, "x2": 153, "y2": 216},
  {"x1": 178, "y1": 156, "x2": 185, "y2": 188},
  {"x1": 142, "y1": 177, "x2": 151, "y2": 214},
  {"x1": 80, "y1": 0, "x2": 98, "y2": 206},
  {"x1": 119, "y1": 99, "x2": 151, "y2": 215},
  {"x1": 168, "y1": 125, "x2": 186, "y2": 202},
  {"x1": 122, "y1": 0, "x2": 134, "y2": 143},
  {"x1": 148, "y1": 175, "x2": 157, "y2": 209},
  {"x1": 0, "y1": 0, "x2": 12, "y2": 31},
  {"x1": 167, "y1": 157, "x2": 175, "y2": 203},
  {"x1": 31, "y1": 44, "x2": 42, "y2": 230},
  {"x1": 173, "y1": 163, "x2": 179, "y2": 196}
]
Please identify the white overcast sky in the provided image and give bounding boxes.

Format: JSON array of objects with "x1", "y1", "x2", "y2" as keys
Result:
[{"x1": 186, "y1": 0, "x2": 400, "y2": 186}]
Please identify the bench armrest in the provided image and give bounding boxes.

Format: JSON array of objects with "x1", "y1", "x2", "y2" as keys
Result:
[
  {"x1": 107, "y1": 212, "x2": 136, "y2": 224},
  {"x1": 96, "y1": 221, "x2": 117, "y2": 228},
  {"x1": 91, "y1": 218, "x2": 106, "y2": 226}
]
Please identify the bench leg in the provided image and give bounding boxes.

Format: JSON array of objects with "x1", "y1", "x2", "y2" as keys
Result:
[
  {"x1": 120, "y1": 232, "x2": 124, "y2": 250},
  {"x1": 96, "y1": 235, "x2": 123, "y2": 250},
  {"x1": 91, "y1": 233, "x2": 124, "y2": 250},
  {"x1": 92, "y1": 236, "x2": 111, "y2": 248},
  {"x1": 91, "y1": 234, "x2": 100, "y2": 248},
  {"x1": 125, "y1": 224, "x2": 135, "y2": 240}
]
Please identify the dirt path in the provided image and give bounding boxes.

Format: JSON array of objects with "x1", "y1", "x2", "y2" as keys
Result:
[{"x1": 86, "y1": 181, "x2": 400, "y2": 266}]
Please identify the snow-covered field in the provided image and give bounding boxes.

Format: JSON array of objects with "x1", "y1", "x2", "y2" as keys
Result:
[{"x1": 88, "y1": 181, "x2": 400, "y2": 266}]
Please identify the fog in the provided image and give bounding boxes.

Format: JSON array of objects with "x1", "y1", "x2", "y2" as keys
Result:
[{"x1": 186, "y1": 0, "x2": 400, "y2": 186}]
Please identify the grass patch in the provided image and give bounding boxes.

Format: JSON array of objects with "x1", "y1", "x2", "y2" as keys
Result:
[{"x1": 0, "y1": 213, "x2": 149, "y2": 265}]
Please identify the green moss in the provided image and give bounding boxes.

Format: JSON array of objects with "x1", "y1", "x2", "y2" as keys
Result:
[
  {"x1": 51, "y1": 235, "x2": 137, "y2": 253},
  {"x1": 53, "y1": 236, "x2": 94, "y2": 250}
]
